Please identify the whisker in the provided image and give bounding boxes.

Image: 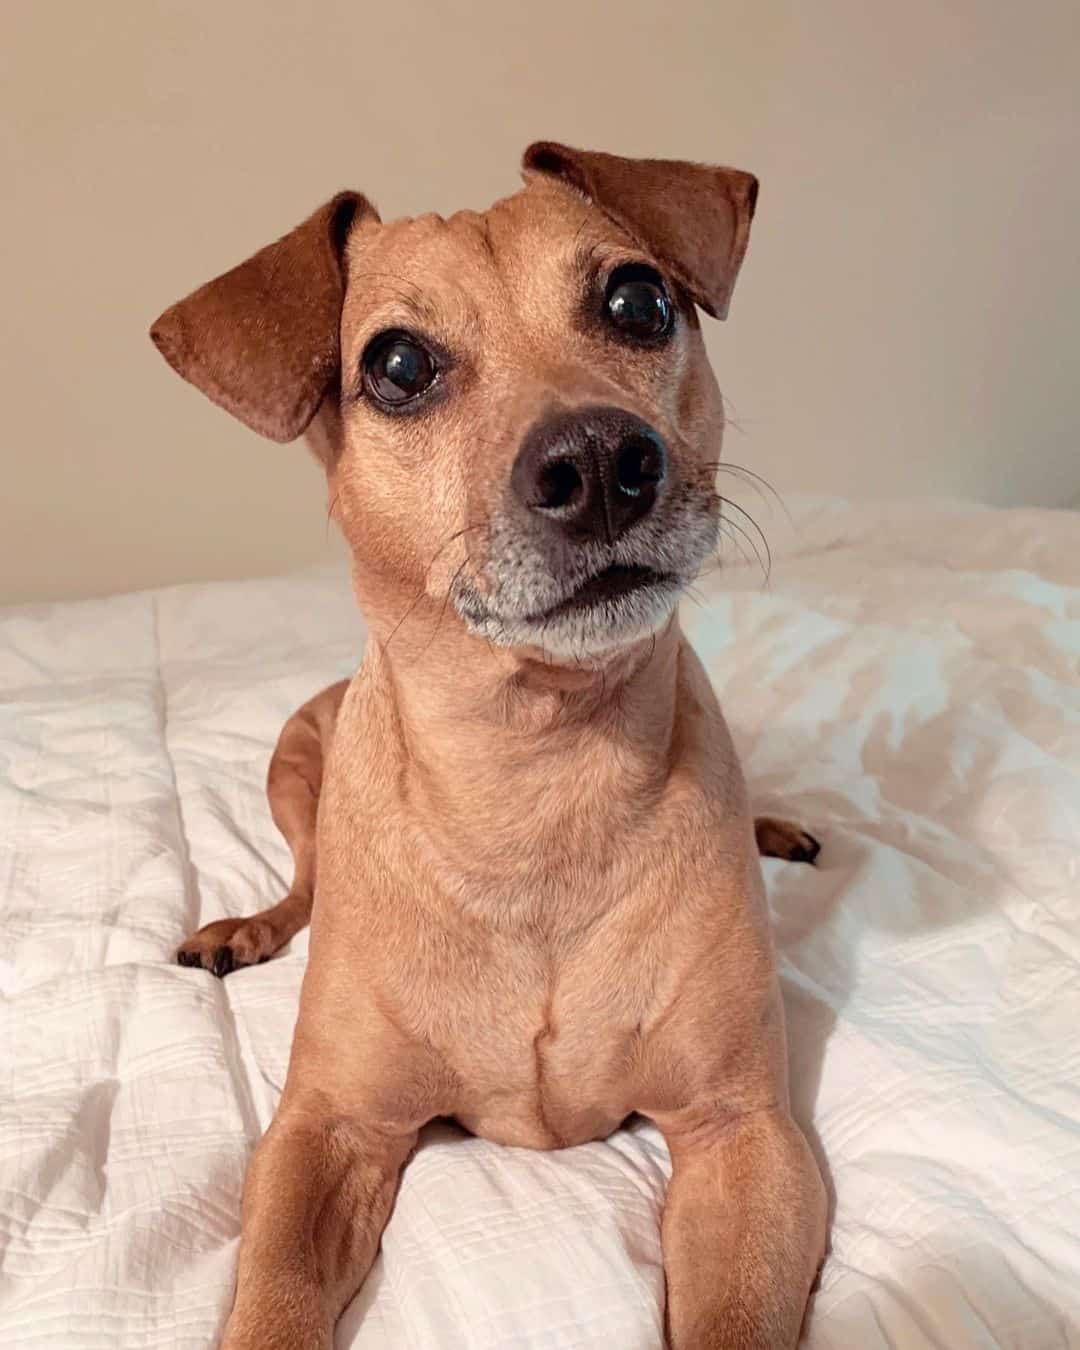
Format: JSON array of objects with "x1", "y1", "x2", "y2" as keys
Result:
[
  {"x1": 643, "y1": 631, "x2": 658, "y2": 675},
  {"x1": 718, "y1": 495, "x2": 773, "y2": 579},
  {"x1": 701, "y1": 458, "x2": 788, "y2": 525},
  {"x1": 722, "y1": 515, "x2": 769, "y2": 584},
  {"x1": 572, "y1": 210, "x2": 592, "y2": 250},
  {"x1": 382, "y1": 588, "x2": 427, "y2": 652},
  {"x1": 715, "y1": 521, "x2": 755, "y2": 572},
  {"x1": 718, "y1": 462, "x2": 793, "y2": 527},
  {"x1": 720, "y1": 392, "x2": 751, "y2": 436},
  {"x1": 382, "y1": 520, "x2": 490, "y2": 652},
  {"x1": 718, "y1": 512, "x2": 770, "y2": 586},
  {"x1": 704, "y1": 463, "x2": 772, "y2": 516},
  {"x1": 422, "y1": 554, "x2": 473, "y2": 657}
]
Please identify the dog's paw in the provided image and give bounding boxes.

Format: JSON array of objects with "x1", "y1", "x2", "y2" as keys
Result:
[
  {"x1": 754, "y1": 816, "x2": 821, "y2": 865},
  {"x1": 176, "y1": 916, "x2": 275, "y2": 977}
]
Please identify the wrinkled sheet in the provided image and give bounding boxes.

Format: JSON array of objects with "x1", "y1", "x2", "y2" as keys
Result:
[{"x1": 2, "y1": 497, "x2": 1078, "y2": 1349}]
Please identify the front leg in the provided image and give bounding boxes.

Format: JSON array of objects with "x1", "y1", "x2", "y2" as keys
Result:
[
  {"x1": 658, "y1": 1107, "x2": 825, "y2": 1350},
  {"x1": 222, "y1": 1100, "x2": 416, "y2": 1350}
]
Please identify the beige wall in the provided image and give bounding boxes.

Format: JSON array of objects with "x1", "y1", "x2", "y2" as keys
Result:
[{"x1": 3, "y1": 0, "x2": 1077, "y2": 603}]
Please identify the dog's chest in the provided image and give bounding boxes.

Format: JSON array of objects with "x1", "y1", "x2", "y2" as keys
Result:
[
  {"x1": 451, "y1": 1013, "x2": 639, "y2": 1150},
  {"x1": 431, "y1": 932, "x2": 650, "y2": 1151}
]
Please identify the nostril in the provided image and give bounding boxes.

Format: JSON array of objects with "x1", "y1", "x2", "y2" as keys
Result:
[
  {"x1": 536, "y1": 457, "x2": 583, "y2": 511},
  {"x1": 616, "y1": 435, "x2": 665, "y2": 498}
]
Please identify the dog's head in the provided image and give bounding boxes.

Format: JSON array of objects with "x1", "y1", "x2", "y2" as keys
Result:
[{"x1": 151, "y1": 143, "x2": 757, "y2": 661}]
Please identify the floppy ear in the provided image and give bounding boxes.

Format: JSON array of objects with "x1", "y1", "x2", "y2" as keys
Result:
[
  {"x1": 522, "y1": 142, "x2": 758, "y2": 320},
  {"x1": 150, "y1": 191, "x2": 379, "y2": 442}
]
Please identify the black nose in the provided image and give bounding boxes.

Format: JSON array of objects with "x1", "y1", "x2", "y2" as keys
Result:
[{"x1": 511, "y1": 406, "x2": 668, "y2": 543}]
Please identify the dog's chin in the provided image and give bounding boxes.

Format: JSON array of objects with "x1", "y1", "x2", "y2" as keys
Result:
[{"x1": 455, "y1": 567, "x2": 685, "y2": 661}]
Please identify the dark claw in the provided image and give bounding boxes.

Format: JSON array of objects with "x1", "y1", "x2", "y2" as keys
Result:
[
  {"x1": 176, "y1": 949, "x2": 201, "y2": 968},
  {"x1": 791, "y1": 833, "x2": 821, "y2": 865},
  {"x1": 211, "y1": 945, "x2": 237, "y2": 978}
]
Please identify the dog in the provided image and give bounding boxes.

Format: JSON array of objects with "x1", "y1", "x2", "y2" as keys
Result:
[{"x1": 151, "y1": 141, "x2": 827, "y2": 1350}]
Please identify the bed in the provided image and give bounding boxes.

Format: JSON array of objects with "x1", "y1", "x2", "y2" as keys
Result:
[{"x1": 3, "y1": 497, "x2": 1078, "y2": 1349}]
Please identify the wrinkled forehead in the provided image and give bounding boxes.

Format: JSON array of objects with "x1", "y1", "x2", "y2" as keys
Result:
[{"x1": 339, "y1": 180, "x2": 639, "y2": 355}]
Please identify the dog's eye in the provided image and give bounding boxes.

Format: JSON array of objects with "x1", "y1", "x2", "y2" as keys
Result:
[
  {"x1": 603, "y1": 264, "x2": 673, "y2": 341},
  {"x1": 362, "y1": 332, "x2": 437, "y2": 406}
]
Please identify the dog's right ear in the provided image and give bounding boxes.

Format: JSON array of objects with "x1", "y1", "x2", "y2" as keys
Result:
[{"x1": 150, "y1": 192, "x2": 379, "y2": 443}]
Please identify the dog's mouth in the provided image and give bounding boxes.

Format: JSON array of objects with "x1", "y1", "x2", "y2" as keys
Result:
[
  {"x1": 452, "y1": 503, "x2": 718, "y2": 656},
  {"x1": 526, "y1": 564, "x2": 677, "y2": 622}
]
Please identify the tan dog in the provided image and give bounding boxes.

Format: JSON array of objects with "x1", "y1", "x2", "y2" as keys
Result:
[{"x1": 151, "y1": 142, "x2": 827, "y2": 1350}]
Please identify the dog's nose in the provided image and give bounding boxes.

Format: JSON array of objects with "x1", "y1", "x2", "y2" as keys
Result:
[{"x1": 512, "y1": 407, "x2": 668, "y2": 543}]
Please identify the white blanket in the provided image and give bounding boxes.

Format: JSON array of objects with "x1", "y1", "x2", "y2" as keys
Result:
[{"x1": 3, "y1": 498, "x2": 1078, "y2": 1349}]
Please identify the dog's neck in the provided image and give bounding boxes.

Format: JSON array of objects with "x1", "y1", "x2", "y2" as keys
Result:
[
  {"x1": 371, "y1": 610, "x2": 681, "y2": 761},
  {"x1": 359, "y1": 611, "x2": 683, "y2": 908}
]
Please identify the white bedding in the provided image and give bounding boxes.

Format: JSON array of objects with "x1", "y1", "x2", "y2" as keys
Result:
[{"x1": 2, "y1": 497, "x2": 1078, "y2": 1350}]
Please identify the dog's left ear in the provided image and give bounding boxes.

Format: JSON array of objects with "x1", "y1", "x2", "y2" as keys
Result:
[
  {"x1": 150, "y1": 191, "x2": 378, "y2": 442},
  {"x1": 522, "y1": 142, "x2": 758, "y2": 320}
]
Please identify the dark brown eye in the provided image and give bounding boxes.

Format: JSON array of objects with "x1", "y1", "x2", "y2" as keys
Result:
[
  {"x1": 362, "y1": 332, "x2": 437, "y2": 406},
  {"x1": 604, "y1": 264, "x2": 673, "y2": 341}
]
